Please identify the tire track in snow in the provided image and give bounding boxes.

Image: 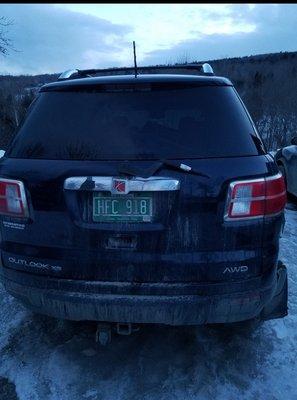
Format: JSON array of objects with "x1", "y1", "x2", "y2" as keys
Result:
[{"x1": 0, "y1": 204, "x2": 296, "y2": 400}]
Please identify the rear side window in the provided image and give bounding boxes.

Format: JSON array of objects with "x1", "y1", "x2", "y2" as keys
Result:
[{"x1": 7, "y1": 85, "x2": 261, "y2": 160}]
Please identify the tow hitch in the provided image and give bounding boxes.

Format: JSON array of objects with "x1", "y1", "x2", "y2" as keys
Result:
[
  {"x1": 95, "y1": 322, "x2": 140, "y2": 345},
  {"x1": 95, "y1": 323, "x2": 112, "y2": 346}
]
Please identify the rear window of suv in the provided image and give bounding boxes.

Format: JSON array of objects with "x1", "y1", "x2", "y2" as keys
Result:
[{"x1": 7, "y1": 84, "x2": 262, "y2": 160}]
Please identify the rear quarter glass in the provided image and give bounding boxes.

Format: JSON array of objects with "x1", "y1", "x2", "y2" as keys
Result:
[{"x1": 7, "y1": 85, "x2": 263, "y2": 160}]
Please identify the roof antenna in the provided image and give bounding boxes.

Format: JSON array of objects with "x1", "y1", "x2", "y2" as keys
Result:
[{"x1": 133, "y1": 41, "x2": 138, "y2": 78}]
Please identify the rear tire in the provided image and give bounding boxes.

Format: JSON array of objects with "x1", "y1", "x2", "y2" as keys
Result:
[
  {"x1": 206, "y1": 318, "x2": 263, "y2": 335},
  {"x1": 261, "y1": 261, "x2": 288, "y2": 321}
]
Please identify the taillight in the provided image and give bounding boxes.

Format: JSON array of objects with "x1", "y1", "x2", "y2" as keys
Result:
[
  {"x1": 225, "y1": 173, "x2": 286, "y2": 220},
  {"x1": 0, "y1": 178, "x2": 29, "y2": 218}
]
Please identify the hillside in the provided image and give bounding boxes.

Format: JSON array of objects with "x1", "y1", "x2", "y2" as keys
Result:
[
  {"x1": 0, "y1": 50, "x2": 297, "y2": 151},
  {"x1": 206, "y1": 52, "x2": 297, "y2": 150}
]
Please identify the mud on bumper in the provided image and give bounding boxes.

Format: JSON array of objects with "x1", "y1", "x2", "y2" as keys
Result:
[{"x1": 0, "y1": 263, "x2": 288, "y2": 325}]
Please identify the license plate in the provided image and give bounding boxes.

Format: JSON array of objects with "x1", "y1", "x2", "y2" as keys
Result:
[{"x1": 92, "y1": 194, "x2": 153, "y2": 222}]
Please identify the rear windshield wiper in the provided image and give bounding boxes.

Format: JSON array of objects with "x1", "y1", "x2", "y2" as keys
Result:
[{"x1": 118, "y1": 160, "x2": 210, "y2": 179}]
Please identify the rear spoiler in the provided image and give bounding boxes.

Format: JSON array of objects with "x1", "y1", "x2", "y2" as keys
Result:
[{"x1": 58, "y1": 63, "x2": 215, "y2": 81}]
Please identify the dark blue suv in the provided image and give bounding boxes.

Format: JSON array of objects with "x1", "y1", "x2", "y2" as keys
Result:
[{"x1": 0, "y1": 63, "x2": 288, "y2": 326}]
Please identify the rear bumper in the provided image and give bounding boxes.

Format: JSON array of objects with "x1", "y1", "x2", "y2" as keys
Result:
[{"x1": 0, "y1": 264, "x2": 287, "y2": 325}]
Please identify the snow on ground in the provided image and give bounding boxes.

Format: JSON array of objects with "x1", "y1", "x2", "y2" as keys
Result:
[{"x1": 0, "y1": 203, "x2": 297, "y2": 400}]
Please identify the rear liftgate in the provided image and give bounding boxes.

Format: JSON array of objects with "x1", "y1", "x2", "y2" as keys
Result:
[{"x1": 65, "y1": 175, "x2": 180, "y2": 343}]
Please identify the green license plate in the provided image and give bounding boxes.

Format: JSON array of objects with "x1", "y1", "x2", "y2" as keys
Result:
[{"x1": 92, "y1": 194, "x2": 153, "y2": 222}]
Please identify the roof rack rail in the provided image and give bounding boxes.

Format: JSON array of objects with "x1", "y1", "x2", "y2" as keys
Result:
[{"x1": 58, "y1": 63, "x2": 214, "y2": 81}]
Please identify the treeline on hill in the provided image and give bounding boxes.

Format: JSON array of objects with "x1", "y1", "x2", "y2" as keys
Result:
[
  {"x1": 0, "y1": 73, "x2": 58, "y2": 149},
  {"x1": 0, "y1": 51, "x2": 297, "y2": 151},
  {"x1": 207, "y1": 52, "x2": 297, "y2": 150}
]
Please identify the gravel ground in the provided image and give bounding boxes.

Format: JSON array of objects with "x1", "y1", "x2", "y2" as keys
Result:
[{"x1": 0, "y1": 202, "x2": 297, "y2": 400}]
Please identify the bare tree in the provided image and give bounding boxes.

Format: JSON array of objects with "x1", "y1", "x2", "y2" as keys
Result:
[{"x1": 0, "y1": 16, "x2": 13, "y2": 56}]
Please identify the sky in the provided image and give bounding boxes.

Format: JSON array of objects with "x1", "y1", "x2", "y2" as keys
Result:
[{"x1": 0, "y1": 3, "x2": 297, "y2": 75}]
